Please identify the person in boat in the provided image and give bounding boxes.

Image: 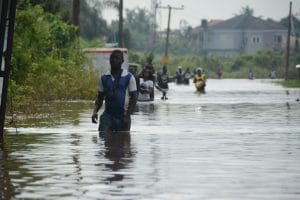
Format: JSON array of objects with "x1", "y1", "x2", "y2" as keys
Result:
[
  {"x1": 138, "y1": 69, "x2": 154, "y2": 102},
  {"x1": 193, "y1": 67, "x2": 206, "y2": 93},
  {"x1": 174, "y1": 66, "x2": 184, "y2": 84},
  {"x1": 91, "y1": 50, "x2": 137, "y2": 136},
  {"x1": 156, "y1": 65, "x2": 169, "y2": 100}
]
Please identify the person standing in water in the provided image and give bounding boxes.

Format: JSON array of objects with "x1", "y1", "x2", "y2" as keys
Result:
[
  {"x1": 193, "y1": 67, "x2": 206, "y2": 93},
  {"x1": 183, "y1": 68, "x2": 192, "y2": 85},
  {"x1": 128, "y1": 64, "x2": 140, "y2": 94},
  {"x1": 156, "y1": 65, "x2": 169, "y2": 100},
  {"x1": 138, "y1": 69, "x2": 154, "y2": 102},
  {"x1": 92, "y1": 50, "x2": 137, "y2": 136},
  {"x1": 174, "y1": 66, "x2": 184, "y2": 84}
]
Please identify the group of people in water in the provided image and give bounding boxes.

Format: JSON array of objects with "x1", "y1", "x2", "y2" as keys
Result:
[
  {"x1": 91, "y1": 50, "x2": 282, "y2": 138},
  {"x1": 91, "y1": 50, "x2": 206, "y2": 137},
  {"x1": 173, "y1": 66, "x2": 206, "y2": 93},
  {"x1": 128, "y1": 61, "x2": 207, "y2": 102}
]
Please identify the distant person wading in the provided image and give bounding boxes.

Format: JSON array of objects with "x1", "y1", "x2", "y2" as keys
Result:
[{"x1": 156, "y1": 65, "x2": 169, "y2": 100}]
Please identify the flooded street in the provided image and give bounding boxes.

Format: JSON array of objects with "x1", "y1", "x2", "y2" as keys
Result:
[{"x1": 1, "y1": 79, "x2": 300, "y2": 199}]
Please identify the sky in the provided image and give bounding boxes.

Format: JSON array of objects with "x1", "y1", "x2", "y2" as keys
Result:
[{"x1": 102, "y1": 0, "x2": 300, "y2": 30}]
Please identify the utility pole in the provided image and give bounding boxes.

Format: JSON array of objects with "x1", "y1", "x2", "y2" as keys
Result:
[
  {"x1": 0, "y1": 0, "x2": 17, "y2": 144},
  {"x1": 151, "y1": 0, "x2": 158, "y2": 45},
  {"x1": 118, "y1": 0, "x2": 123, "y2": 47},
  {"x1": 156, "y1": 5, "x2": 184, "y2": 65},
  {"x1": 285, "y1": 1, "x2": 292, "y2": 80}
]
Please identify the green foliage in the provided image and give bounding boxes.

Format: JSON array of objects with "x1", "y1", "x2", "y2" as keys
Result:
[
  {"x1": 128, "y1": 51, "x2": 141, "y2": 64},
  {"x1": 125, "y1": 8, "x2": 151, "y2": 33},
  {"x1": 280, "y1": 80, "x2": 300, "y2": 88},
  {"x1": 8, "y1": 3, "x2": 99, "y2": 116},
  {"x1": 19, "y1": 0, "x2": 72, "y2": 23},
  {"x1": 22, "y1": 0, "x2": 110, "y2": 40},
  {"x1": 144, "y1": 50, "x2": 298, "y2": 79},
  {"x1": 239, "y1": 6, "x2": 254, "y2": 16},
  {"x1": 280, "y1": 15, "x2": 300, "y2": 37},
  {"x1": 119, "y1": 8, "x2": 152, "y2": 51},
  {"x1": 79, "y1": 38, "x2": 105, "y2": 48}
]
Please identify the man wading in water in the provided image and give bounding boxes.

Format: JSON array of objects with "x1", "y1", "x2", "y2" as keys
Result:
[{"x1": 91, "y1": 50, "x2": 137, "y2": 137}]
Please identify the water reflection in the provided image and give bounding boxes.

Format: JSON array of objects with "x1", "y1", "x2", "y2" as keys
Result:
[
  {"x1": 5, "y1": 101, "x2": 92, "y2": 127},
  {"x1": 100, "y1": 133, "x2": 134, "y2": 183},
  {"x1": 0, "y1": 145, "x2": 14, "y2": 199},
  {"x1": 70, "y1": 132, "x2": 83, "y2": 183},
  {"x1": 135, "y1": 102, "x2": 157, "y2": 114},
  {"x1": 0, "y1": 133, "x2": 47, "y2": 199}
]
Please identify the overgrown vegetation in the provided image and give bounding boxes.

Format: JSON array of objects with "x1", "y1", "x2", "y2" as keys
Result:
[
  {"x1": 280, "y1": 80, "x2": 300, "y2": 88},
  {"x1": 7, "y1": 3, "x2": 99, "y2": 117},
  {"x1": 129, "y1": 50, "x2": 300, "y2": 80}
]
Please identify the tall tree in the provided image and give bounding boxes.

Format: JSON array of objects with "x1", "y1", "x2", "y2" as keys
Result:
[
  {"x1": 72, "y1": 0, "x2": 80, "y2": 35},
  {"x1": 26, "y1": 0, "x2": 71, "y2": 23},
  {"x1": 26, "y1": 0, "x2": 110, "y2": 40},
  {"x1": 125, "y1": 8, "x2": 151, "y2": 33},
  {"x1": 240, "y1": 5, "x2": 254, "y2": 16},
  {"x1": 123, "y1": 8, "x2": 152, "y2": 51},
  {"x1": 103, "y1": 0, "x2": 123, "y2": 47},
  {"x1": 80, "y1": 1, "x2": 110, "y2": 40},
  {"x1": 280, "y1": 15, "x2": 300, "y2": 37}
]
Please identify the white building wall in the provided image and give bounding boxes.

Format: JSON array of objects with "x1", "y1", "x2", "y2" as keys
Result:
[{"x1": 204, "y1": 29, "x2": 287, "y2": 57}]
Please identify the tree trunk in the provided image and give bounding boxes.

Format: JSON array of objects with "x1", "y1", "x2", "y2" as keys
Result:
[{"x1": 72, "y1": 0, "x2": 80, "y2": 35}]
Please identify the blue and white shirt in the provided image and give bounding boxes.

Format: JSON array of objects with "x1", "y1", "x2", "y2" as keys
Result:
[{"x1": 98, "y1": 69, "x2": 137, "y2": 118}]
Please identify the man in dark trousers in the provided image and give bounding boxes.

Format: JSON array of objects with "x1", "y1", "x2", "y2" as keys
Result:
[{"x1": 92, "y1": 50, "x2": 137, "y2": 136}]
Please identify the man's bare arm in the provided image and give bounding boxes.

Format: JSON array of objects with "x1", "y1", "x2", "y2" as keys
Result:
[
  {"x1": 92, "y1": 92, "x2": 105, "y2": 123},
  {"x1": 126, "y1": 91, "x2": 137, "y2": 116}
]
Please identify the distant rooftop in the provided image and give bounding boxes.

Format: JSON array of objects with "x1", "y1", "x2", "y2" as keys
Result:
[
  {"x1": 193, "y1": 19, "x2": 223, "y2": 32},
  {"x1": 210, "y1": 14, "x2": 286, "y2": 30}
]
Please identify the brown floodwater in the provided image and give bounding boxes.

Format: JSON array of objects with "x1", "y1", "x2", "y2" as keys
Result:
[{"x1": 1, "y1": 79, "x2": 300, "y2": 199}]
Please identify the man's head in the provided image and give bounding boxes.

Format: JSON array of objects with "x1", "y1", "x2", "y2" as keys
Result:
[
  {"x1": 128, "y1": 64, "x2": 137, "y2": 74},
  {"x1": 197, "y1": 68, "x2": 202, "y2": 75},
  {"x1": 143, "y1": 69, "x2": 151, "y2": 78},
  {"x1": 178, "y1": 66, "x2": 182, "y2": 73},
  {"x1": 110, "y1": 50, "x2": 124, "y2": 70},
  {"x1": 162, "y1": 65, "x2": 167, "y2": 74}
]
